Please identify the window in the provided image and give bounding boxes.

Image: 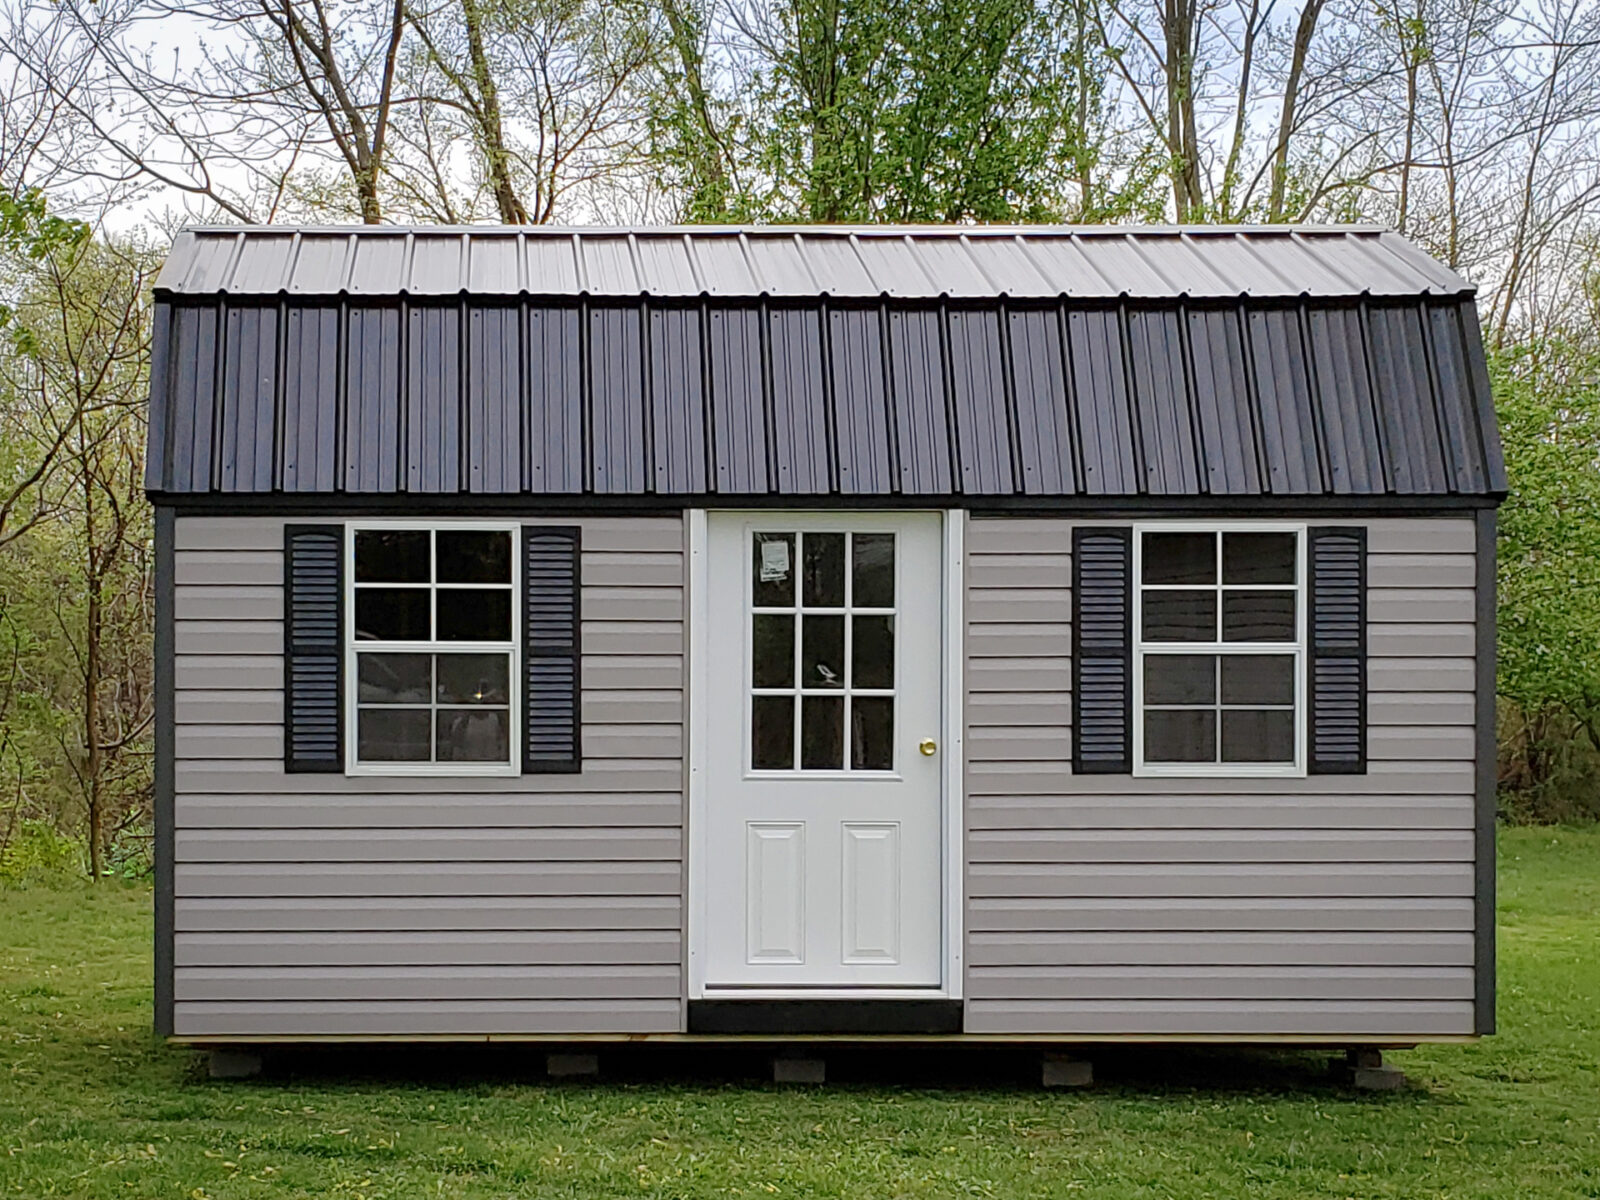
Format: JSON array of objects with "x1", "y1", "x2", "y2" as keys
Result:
[
  {"x1": 747, "y1": 529, "x2": 897, "y2": 773},
  {"x1": 1134, "y1": 525, "x2": 1305, "y2": 776},
  {"x1": 346, "y1": 523, "x2": 519, "y2": 774}
]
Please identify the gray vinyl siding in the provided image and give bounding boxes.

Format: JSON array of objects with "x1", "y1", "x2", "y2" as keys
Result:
[
  {"x1": 170, "y1": 514, "x2": 685, "y2": 1038},
  {"x1": 963, "y1": 517, "x2": 1480, "y2": 1038}
]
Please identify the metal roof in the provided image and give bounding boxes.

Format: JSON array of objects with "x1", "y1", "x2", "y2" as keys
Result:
[
  {"x1": 145, "y1": 292, "x2": 1505, "y2": 502},
  {"x1": 154, "y1": 225, "x2": 1472, "y2": 301}
]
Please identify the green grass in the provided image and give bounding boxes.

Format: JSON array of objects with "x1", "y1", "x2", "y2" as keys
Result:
[{"x1": 3, "y1": 827, "x2": 1598, "y2": 1199}]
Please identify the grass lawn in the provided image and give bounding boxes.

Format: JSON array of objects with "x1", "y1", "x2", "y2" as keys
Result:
[{"x1": 2, "y1": 826, "x2": 1597, "y2": 1199}]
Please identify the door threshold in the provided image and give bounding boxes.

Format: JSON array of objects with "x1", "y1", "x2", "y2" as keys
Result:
[
  {"x1": 698, "y1": 987, "x2": 949, "y2": 1000},
  {"x1": 689, "y1": 996, "x2": 963, "y2": 1035}
]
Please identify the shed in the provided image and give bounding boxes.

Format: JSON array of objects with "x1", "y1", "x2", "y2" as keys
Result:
[{"x1": 146, "y1": 224, "x2": 1503, "y2": 1055}]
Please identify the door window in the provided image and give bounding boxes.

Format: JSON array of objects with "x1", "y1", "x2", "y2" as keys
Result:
[{"x1": 749, "y1": 530, "x2": 896, "y2": 772}]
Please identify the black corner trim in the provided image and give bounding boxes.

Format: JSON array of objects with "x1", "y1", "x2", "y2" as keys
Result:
[
  {"x1": 1307, "y1": 526, "x2": 1367, "y2": 775},
  {"x1": 687, "y1": 999, "x2": 964, "y2": 1035},
  {"x1": 1072, "y1": 526, "x2": 1133, "y2": 774},
  {"x1": 1474, "y1": 508, "x2": 1497, "y2": 1034},
  {"x1": 522, "y1": 525, "x2": 582, "y2": 774},
  {"x1": 153, "y1": 506, "x2": 175, "y2": 1038},
  {"x1": 283, "y1": 524, "x2": 344, "y2": 773}
]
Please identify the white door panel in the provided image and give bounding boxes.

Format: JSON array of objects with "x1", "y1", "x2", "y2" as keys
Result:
[{"x1": 702, "y1": 512, "x2": 944, "y2": 989}]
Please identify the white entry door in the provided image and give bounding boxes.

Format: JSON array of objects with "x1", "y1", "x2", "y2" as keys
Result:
[{"x1": 700, "y1": 512, "x2": 945, "y2": 990}]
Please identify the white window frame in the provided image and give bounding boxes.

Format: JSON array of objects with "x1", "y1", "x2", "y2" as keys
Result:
[
  {"x1": 742, "y1": 519, "x2": 905, "y2": 780},
  {"x1": 343, "y1": 519, "x2": 522, "y2": 778},
  {"x1": 1132, "y1": 520, "x2": 1307, "y2": 779}
]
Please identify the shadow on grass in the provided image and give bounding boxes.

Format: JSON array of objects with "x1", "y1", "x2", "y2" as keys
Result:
[{"x1": 193, "y1": 1040, "x2": 1411, "y2": 1099}]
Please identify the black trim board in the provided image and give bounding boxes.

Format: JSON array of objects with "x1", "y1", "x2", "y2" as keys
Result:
[
  {"x1": 153, "y1": 505, "x2": 175, "y2": 1039},
  {"x1": 151, "y1": 493, "x2": 1502, "y2": 519},
  {"x1": 688, "y1": 1000, "x2": 964, "y2": 1035},
  {"x1": 1475, "y1": 508, "x2": 1497, "y2": 1035}
]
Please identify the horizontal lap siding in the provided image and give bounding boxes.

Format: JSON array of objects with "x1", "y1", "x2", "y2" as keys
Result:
[
  {"x1": 171, "y1": 514, "x2": 685, "y2": 1037},
  {"x1": 963, "y1": 516, "x2": 1478, "y2": 1037}
]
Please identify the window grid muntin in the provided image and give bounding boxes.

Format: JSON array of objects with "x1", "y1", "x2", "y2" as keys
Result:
[
  {"x1": 1134, "y1": 524, "x2": 1307, "y2": 777},
  {"x1": 346, "y1": 522, "x2": 520, "y2": 776},
  {"x1": 748, "y1": 529, "x2": 898, "y2": 774}
]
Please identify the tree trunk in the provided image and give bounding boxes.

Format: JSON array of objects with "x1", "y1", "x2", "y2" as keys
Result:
[
  {"x1": 460, "y1": 0, "x2": 526, "y2": 224},
  {"x1": 1268, "y1": 0, "x2": 1324, "y2": 222}
]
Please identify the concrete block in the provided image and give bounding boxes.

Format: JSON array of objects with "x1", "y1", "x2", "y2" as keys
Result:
[
  {"x1": 1351, "y1": 1065, "x2": 1408, "y2": 1091},
  {"x1": 1333, "y1": 1048, "x2": 1408, "y2": 1090},
  {"x1": 1042, "y1": 1054, "x2": 1092, "y2": 1088},
  {"x1": 208, "y1": 1049, "x2": 262, "y2": 1079},
  {"x1": 546, "y1": 1053, "x2": 600, "y2": 1078},
  {"x1": 772, "y1": 1056, "x2": 826, "y2": 1084}
]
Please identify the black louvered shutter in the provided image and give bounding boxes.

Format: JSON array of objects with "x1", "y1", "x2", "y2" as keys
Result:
[
  {"x1": 1073, "y1": 527, "x2": 1133, "y2": 774},
  {"x1": 523, "y1": 526, "x2": 582, "y2": 773},
  {"x1": 284, "y1": 525, "x2": 343, "y2": 772},
  {"x1": 1308, "y1": 526, "x2": 1367, "y2": 774}
]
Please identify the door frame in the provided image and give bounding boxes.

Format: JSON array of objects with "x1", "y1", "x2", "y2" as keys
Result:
[{"x1": 685, "y1": 509, "x2": 965, "y2": 1001}]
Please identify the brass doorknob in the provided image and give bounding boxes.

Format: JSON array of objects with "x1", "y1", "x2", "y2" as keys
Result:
[{"x1": 919, "y1": 738, "x2": 938, "y2": 756}]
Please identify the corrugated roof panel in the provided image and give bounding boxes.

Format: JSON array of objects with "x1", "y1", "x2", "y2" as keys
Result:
[
  {"x1": 740, "y1": 234, "x2": 820, "y2": 296},
  {"x1": 525, "y1": 307, "x2": 584, "y2": 492},
  {"x1": 686, "y1": 235, "x2": 760, "y2": 296},
  {"x1": 849, "y1": 235, "x2": 939, "y2": 298},
  {"x1": 1365, "y1": 233, "x2": 1466, "y2": 293},
  {"x1": 1247, "y1": 309, "x2": 1324, "y2": 495},
  {"x1": 466, "y1": 306, "x2": 523, "y2": 492},
  {"x1": 465, "y1": 236, "x2": 523, "y2": 295},
  {"x1": 144, "y1": 304, "x2": 173, "y2": 492},
  {"x1": 1064, "y1": 235, "x2": 1184, "y2": 297},
  {"x1": 158, "y1": 224, "x2": 1478, "y2": 300},
  {"x1": 1342, "y1": 234, "x2": 1450, "y2": 296},
  {"x1": 649, "y1": 307, "x2": 708, "y2": 492},
  {"x1": 525, "y1": 236, "x2": 580, "y2": 295},
  {"x1": 1066, "y1": 308, "x2": 1140, "y2": 494},
  {"x1": 768, "y1": 308, "x2": 830, "y2": 492},
  {"x1": 343, "y1": 307, "x2": 401, "y2": 492},
  {"x1": 633, "y1": 235, "x2": 698, "y2": 296},
  {"x1": 1185, "y1": 307, "x2": 1262, "y2": 495},
  {"x1": 707, "y1": 308, "x2": 769, "y2": 493},
  {"x1": 828, "y1": 307, "x2": 895, "y2": 494},
  {"x1": 1181, "y1": 233, "x2": 1302, "y2": 296},
  {"x1": 168, "y1": 306, "x2": 219, "y2": 492},
  {"x1": 887, "y1": 309, "x2": 953, "y2": 494},
  {"x1": 217, "y1": 306, "x2": 277, "y2": 492},
  {"x1": 898, "y1": 236, "x2": 997, "y2": 297},
  {"x1": 148, "y1": 291, "x2": 1502, "y2": 501},
  {"x1": 580, "y1": 236, "x2": 641, "y2": 296},
  {"x1": 1366, "y1": 305, "x2": 1450, "y2": 494},
  {"x1": 405, "y1": 306, "x2": 461, "y2": 492},
  {"x1": 174, "y1": 233, "x2": 241, "y2": 294},
  {"x1": 1456, "y1": 305, "x2": 1507, "y2": 492},
  {"x1": 281, "y1": 306, "x2": 340, "y2": 491},
  {"x1": 1304, "y1": 306, "x2": 1385, "y2": 495},
  {"x1": 958, "y1": 236, "x2": 1054, "y2": 296},
  {"x1": 347, "y1": 235, "x2": 408, "y2": 296},
  {"x1": 948, "y1": 309, "x2": 1015, "y2": 494},
  {"x1": 229, "y1": 233, "x2": 296, "y2": 293},
  {"x1": 792, "y1": 236, "x2": 878, "y2": 296},
  {"x1": 286, "y1": 235, "x2": 355, "y2": 296},
  {"x1": 1127, "y1": 308, "x2": 1201, "y2": 494},
  {"x1": 1425, "y1": 303, "x2": 1489, "y2": 494},
  {"x1": 1154, "y1": 234, "x2": 1239, "y2": 295},
  {"x1": 408, "y1": 234, "x2": 467, "y2": 295},
  {"x1": 1006, "y1": 308, "x2": 1076, "y2": 495},
  {"x1": 588, "y1": 306, "x2": 646, "y2": 493}
]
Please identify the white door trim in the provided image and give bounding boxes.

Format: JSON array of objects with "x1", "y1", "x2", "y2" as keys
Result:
[{"x1": 684, "y1": 509, "x2": 964, "y2": 1000}]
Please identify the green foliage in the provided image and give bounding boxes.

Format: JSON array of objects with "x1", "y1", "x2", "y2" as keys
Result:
[
  {"x1": 651, "y1": 0, "x2": 1129, "y2": 224},
  {"x1": 1492, "y1": 338, "x2": 1600, "y2": 819},
  {"x1": 0, "y1": 828, "x2": 1596, "y2": 1196},
  {"x1": 0, "y1": 819, "x2": 83, "y2": 884}
]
